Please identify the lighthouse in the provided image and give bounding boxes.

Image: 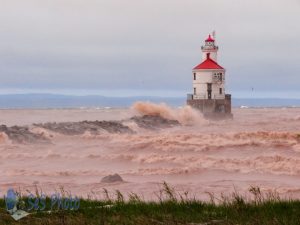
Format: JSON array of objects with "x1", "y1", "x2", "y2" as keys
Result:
[{"x1": 187, "y1": 33, "x2": 232, "y2": 119}]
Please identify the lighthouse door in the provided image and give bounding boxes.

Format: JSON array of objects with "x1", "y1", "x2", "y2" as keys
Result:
[
  {"x1": 207, "y1": 83, "x2": 212, "y2": 99},
  {"x1": 208, "y1": 91, "x2": 212, "y2": 99}
]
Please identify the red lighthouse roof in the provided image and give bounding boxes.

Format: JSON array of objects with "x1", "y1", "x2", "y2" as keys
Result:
[
  {"x1": 193, "y1": 53, "x2": 224, "y2": 70},
  {"x1": 205, "y1": 34, "x2": 215, "y2": 42}
]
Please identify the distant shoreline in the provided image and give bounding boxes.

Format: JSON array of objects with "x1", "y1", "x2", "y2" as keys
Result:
[
  {"x1": 0, "y1": 93, "x2": 299, "y2": 109},
  {"x1": 0, "y1": 106, "x2": 299, "y2": 110}
]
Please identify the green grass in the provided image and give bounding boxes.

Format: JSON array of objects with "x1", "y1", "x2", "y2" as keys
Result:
[{"x1": 0, "y1": 183, "x2": 300, "y2": 225}]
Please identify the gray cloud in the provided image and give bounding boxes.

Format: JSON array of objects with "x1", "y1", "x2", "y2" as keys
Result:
[{"x1": 0, "y1": 0, "x2": 299, "y2": 97}]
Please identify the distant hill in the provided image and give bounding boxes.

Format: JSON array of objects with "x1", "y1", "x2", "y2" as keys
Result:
[{"x1": 0, "y1": 94, "x2": 299, "y2": 109}]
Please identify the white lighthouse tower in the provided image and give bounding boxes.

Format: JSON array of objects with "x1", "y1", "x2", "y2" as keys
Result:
[{"x1": 187, "y1": 33, "x2": 232, "y2": 118}]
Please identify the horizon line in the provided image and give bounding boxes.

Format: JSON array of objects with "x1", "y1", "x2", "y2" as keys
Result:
[{"x1": 0, "y1": 92, "x2": 299, "y2": 100}]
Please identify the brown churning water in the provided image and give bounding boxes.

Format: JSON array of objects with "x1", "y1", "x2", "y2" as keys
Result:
[{"x1": 0, "y1": 103, "x2": 300, "y2": 200}]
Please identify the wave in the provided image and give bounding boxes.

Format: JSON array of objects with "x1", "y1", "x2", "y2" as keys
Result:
[
  {"x1": 0, "y1": 125, "x2": 49, "y2": 144},
  {"x1": 4, "y1": 169, "x2": 109, "y2": 177},
  {"x1": 132, "y1": 102, "x2": 207, "y2": 126},
  {"x1": 0, "y1": 132, "x2": 11, "y2": 144}
]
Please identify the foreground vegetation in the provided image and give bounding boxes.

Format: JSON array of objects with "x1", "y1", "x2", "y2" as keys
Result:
[{"x1": 0, "y1": 183, "x2": 300, "y2": 225}]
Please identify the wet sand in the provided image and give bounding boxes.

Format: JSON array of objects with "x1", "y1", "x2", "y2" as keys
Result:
[{"x1": 0, "y1": 103, "x2": 300, "y2": 201}]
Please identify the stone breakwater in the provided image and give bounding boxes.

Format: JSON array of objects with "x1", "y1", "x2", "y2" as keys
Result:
[{"x1": 0, "y1": 115, "x2": 180, "y2": 144}]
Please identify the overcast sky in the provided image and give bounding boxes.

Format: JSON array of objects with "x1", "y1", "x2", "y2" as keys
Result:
[{"x1": 0, "y1": 0, "x2": 299, "y2": 97}]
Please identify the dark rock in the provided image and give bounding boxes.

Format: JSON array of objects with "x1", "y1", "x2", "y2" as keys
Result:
[
  {"x1": 0, "y1": 125, "x2": 49, "y2": 144},
  {"x1": 34, "y1": 120, "x2": 134, "y2": 135},
  {"x1": 129, "y1": 115, "x2": 180, "y2": 129},
  {"x1": 101, "y1": 174, "x2": 124, "y2": 183}
]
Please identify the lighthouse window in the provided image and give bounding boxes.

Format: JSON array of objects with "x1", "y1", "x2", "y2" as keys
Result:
[
  {"x1": 219, "y1": 88, "x2": 222, "y2": 94},
  {"x1": 194, "y1": 88, "x2": 196, "y2": 95},
  {"x1": 214, "y1": 73, "x2": 223, "y2": 82},
  {"x1": 193, "y1": 73, "x2": 196, "y2": 80}
]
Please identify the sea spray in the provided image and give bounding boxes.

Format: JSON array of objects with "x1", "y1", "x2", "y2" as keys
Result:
[{"x1": 132, "y1": 102, "x2": 207, "y2": 126}]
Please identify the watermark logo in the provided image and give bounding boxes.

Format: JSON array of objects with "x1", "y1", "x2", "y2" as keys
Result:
[
  {"x1": 5, "y1": 188, "x2": 17, "y2": 213},
  {"x1": 4, "y1": 188, "x2": 29, "y2": 221},
  {"x1": 27, "y1": 193, "x2": 80, "y2": 211},
  {"x1": 3, "y1": 188, "x2": 80, "y2": 221}
]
